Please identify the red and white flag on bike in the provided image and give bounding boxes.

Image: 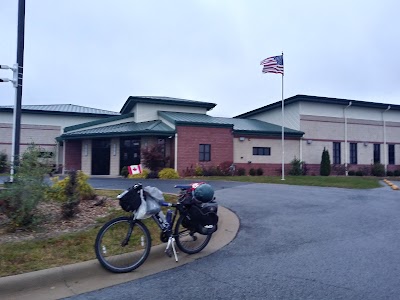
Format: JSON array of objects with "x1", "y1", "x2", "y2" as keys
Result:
[{"x1": 128, "y1": 164, "x2": 143, "y2": 175}]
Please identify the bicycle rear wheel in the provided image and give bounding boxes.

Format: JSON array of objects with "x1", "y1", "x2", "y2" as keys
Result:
[
  {"x1": 174, "y1": 214, "x2": 212, "y2": 254},
  {"x1": 95, "y1": 216, "x2": 151, "y2": 273}
]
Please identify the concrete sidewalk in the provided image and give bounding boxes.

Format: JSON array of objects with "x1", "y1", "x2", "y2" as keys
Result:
[{"x1": 0, "y1": 206, "x2": 239, "y2": 300}]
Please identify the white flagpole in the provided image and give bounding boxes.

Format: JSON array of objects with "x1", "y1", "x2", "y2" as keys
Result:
[{"x1": 281, "y1": 52, "x2": 285, "y2": 180}]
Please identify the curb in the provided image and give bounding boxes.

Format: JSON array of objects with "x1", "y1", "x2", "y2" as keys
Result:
[
  {"x1": 0, "y1": 206, "x2": 239, "y2": 300},
  {"x1": 383, "y1": 179, "x2": 399, "y2": 190}
]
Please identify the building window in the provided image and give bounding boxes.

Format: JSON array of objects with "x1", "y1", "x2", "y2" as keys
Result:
[
  {"x1": 253, "y1": 147, "x2": 271, "y2": 156},
  {"x1": 199, "y1": 144, "x2": 211, "y2": 161},
  {"x1": 333, "y1": 142, "x2": 341, "y2": 164},
  {"x1": 373, "y1": 144, "x2": 380, "y2": 163},
  {"x1": 388, "y1": 144, "x2": 395, "y2": 165},
  {"x1": 350, "y1": 143, "x2": 357, "y2": 164}
]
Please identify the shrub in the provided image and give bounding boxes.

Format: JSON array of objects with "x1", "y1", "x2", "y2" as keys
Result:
[
  {"x1": 371, "y1": 163, "x2": 385, "y2": 177},
  {"x1": 146, "y1": 170, "x2": 159, "y2": 179},
  {"x1": 394, "y1": 170, "x2": 400, "y2": 177},
  {"x1": 348, "y1": 170, "x2": 355, "y2": 176},
  {"x1": 0, "y1": 145, "x2": 51, "y2": 227},
  {"x1": 0, "y1": 151, "x2": 7, "y2": 173},
  {"x1": 203, "y1": 166, "x2": 218, "y2": 176},
  {"x1": 237, "y1": 168, "x2": 246, "y2": 176},
  {"x1": 331, "y1": 164, "x2": 346, "y2": 176},
  {"x1": 182, "y1": 165, "x2": 195, "y2": 177},
  {"x1": 249, "y1": 168, "x2": 256, "y2": 176},
  {"x1": 256, "y1": 168, "x2": 264, "y2": 176},
  {"x1": 289, "y1": 157, "x2": 304, "y2": 176},
  {"x1": 48, "y1": 170, "x2": 95, "y2": 202},
  {"x1": 386, "y1": 171, "x2": 394, "y2": 176},
  {"x1": 358, "y1": 165, "x2": 371, "y2": 176},
  {"x1": 218, "y1": 161, "x2": 233, "y2": 176},
  {"x1": 120, "y1": 166, "x2": 129, "y2": 178},
  {"x1": 194, "y1": 164, "x2": 203, "y2": 176},
  {"x1": 128, "y1": 169, "x2": 149, "y2": 179},
  {"x1": 158, "y1": 168, "x2": 180, "y2": 179},
  {"x1": 355, "y1": 170, "x2": 363, "y2": 176},
  {"x1": 320, "y1": 148, "x2": 331, "y2": 176}
]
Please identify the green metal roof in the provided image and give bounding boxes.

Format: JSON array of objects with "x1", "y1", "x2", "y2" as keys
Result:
[
  {"x1": 59, "y1": 120, "x2": 174, "y2": 140},
  {"x1": 120, "y1": 96, "x2": 216, "y2": 114},
  {"x1": 159, "y1": 111, "x2": 233, "y2": 128},
  {"x1": 159, "y1": 111, "x2": 304, "y2": 137},
  {"x1": 64, "y1": 113, "x2": 134, "y2": 132},
  {"x1": 0, "y1": 104, "x2": 120, "y2": 117},
  {"x1": 235, "y1": 94, "x2": 399, "y2": 118}
]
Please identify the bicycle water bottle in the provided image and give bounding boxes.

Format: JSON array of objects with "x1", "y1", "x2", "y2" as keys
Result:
[
  {"x1": 157, "y1": 211, "x2": 169, "y2": 230},
  {"x1": 166, "y1": 209, "x2": 173, "y2": 230}
]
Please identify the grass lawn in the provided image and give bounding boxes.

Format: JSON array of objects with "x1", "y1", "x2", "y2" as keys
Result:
[
  {"x1": 0, "y1": 192, "x2": 177, "y2": 277},
  {"x1": 199, "y1": 175, "x2": 382, "y2": 189}
]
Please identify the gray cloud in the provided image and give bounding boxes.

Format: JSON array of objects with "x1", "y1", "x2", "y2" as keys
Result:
[{"x1": 1, "y1": 0, "x2": 399, "y2": 117}]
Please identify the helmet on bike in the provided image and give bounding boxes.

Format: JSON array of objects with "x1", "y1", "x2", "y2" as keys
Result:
[{"x1": 192, "y1": 183, "x2": 214, "y2": 203}]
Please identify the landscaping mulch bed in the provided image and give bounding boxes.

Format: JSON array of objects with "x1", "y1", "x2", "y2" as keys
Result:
[{"x1": 0, "y1": 197, "x2": 120, "y2": 244}]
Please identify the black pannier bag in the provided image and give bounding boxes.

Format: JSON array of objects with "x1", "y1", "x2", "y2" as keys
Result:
[
  {"x1": 184, "y1": 202, "x2": 219, "y2": 235},
  {"x1": 117, "y1": 184, "x2": 143, "y2": 212}
]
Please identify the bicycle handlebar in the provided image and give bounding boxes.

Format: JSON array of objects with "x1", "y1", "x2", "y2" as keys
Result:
[
  {"x1": 174, "y1": 184, "x2": 192, "y2": 190},
  {"x1": 159, "y1": 201, "x2": 177, "y2": 208}
]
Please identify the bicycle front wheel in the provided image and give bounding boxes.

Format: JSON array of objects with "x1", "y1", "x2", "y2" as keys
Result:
[
  {"x1": 95, "y1": 216, "x2": 151, "y2": 273},
  {"x1": 174, "y1": 214, "x2": 212, "y2": 254}
]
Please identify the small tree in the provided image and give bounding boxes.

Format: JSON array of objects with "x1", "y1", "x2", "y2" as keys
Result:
[
  {"x1": 371, "y1": 163, "x2": 385, "y2": 177},
  {"x1": 141, "y1": 145, "x2": 169, "y2": 172},
  {"x1": 289, "y1": 157, "x2": 304, "y2": 176},
  {"x1": 0, "y1": 145, "x2": 51, "y2": 227},
  {"x1": 61, "y1": 170, "x2": 80, "y2": 219},
  {"x1": 320, "y1": 147, "x2": 331, "y2": 176},
  {"x1": 0, "y1": 151, "x2": 8, "y2": 173}
]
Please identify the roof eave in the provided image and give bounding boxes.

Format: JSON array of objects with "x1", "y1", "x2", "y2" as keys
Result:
[
  {"x1": 233, "y1": 130, "x2": 304, "y2": 137},
  {"x1": 58, "y1": 130, "x2": 176, "y2": 141},
  {"x1": 64, "y1": 113, "x2": 134, "y2": 132},
  {"x1": 121, "y1": 96, "x2": 217, "y2": 114}
]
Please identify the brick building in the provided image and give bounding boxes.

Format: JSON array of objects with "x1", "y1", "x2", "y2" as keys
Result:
[
  {"x1": 58, "y1": 96, "x2": 303, "y2": 176},
  {"x1": 1, "y1": 95, "x2": 399, "y2": 176}
]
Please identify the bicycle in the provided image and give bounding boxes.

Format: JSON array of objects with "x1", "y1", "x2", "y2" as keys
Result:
[{"x1": 94, "y1": 183, "x2": 218, "y2": 273}]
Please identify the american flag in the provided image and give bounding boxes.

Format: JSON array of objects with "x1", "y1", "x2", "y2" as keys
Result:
[{"x1": 260, "y1": 55, "x2": 284, "y2": 75}]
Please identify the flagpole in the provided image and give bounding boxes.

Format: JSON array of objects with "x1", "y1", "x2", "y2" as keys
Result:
[{"x1": 281, "y1": 52, "x2": 285, "y2": 180}]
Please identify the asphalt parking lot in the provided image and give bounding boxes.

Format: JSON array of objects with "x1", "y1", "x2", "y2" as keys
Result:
[{"x1": 63, "y1": 181, "x2": 400, "y2": 300}]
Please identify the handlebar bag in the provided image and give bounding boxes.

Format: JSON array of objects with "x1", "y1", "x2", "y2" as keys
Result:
[{"x1": 117, "y1": 184, "x2": 143, "y2": 212}]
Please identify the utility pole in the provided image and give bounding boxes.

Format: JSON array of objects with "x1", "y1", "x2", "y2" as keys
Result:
[{"x1": 0, "y1": 0, "x2": 25, "y2": 182}]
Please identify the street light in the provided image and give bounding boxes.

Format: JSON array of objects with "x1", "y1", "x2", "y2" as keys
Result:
[
  {"x1": 0, "y1": 63, "x2": 20, "y2": 181},
  {"x1": 0, "y1": 0, "x2": 25, "y2": 183},
  {"x1": 0, "y1": 64, "x2": 18, "y2": 87}
]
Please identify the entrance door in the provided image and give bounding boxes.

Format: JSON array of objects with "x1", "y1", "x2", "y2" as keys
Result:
[
  {"x1": 92, "y1": 139, "x2": 110, "y2": 175},
  {"x1": 120, "y1": 138, "x2": 141, "y2": 170}
]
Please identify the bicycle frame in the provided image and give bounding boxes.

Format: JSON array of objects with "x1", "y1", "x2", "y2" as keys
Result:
[{"x1": 95, "y1": 184, "x2": 214, "y2": 272}]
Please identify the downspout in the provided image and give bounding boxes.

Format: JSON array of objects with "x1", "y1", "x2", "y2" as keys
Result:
[
  {"x1": 383, "y1": 105, "x2": 391, "y2": 175},
  {"x1": 344, "y1": 102, "x2": 352, "y2": 176},
  {"x1": 62, "y1": 140, "x2": 66, "y2": 175},
  {"x1": 174, "y1": 133, "x2": 178, "y2": 172},
  {"x1": 299, "y1": 137, "x2": 303, "y2": 165}
]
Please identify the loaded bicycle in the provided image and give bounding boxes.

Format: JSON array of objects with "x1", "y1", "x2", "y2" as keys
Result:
[{"x1": 94, "y1": 182, "x2": 218, "y2": 273}]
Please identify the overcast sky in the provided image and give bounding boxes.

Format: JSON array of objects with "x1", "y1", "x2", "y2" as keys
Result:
[{"x1": 1, "y1": 0, "x2": 399, "y2": 117}]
